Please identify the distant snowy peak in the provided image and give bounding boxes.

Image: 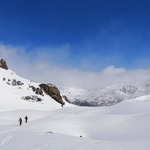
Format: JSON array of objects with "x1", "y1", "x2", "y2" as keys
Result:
[
  {"x1": 2, "y1": 58, "x2": 150, "y2": 109},
  {"x1": 61, "y1": 82, "x2": 150, "y2": 107},
  {"x1": 62, "y1": 87, "x2": 88, "y2": 96}
]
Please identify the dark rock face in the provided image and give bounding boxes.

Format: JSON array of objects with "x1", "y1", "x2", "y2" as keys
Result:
[
  {"x1": 39, "y1": 83, "x2": 65, "y2": 106},
  {"x1": 62, "y1": 95, "x2": 70, "y2": 103},
  {"x1": 0, "y1": 58, "x2": 8, "y2": 70}
]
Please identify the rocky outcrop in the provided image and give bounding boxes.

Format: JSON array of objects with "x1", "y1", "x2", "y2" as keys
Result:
[
  {"x1": 29, "y1": 85, "x2": 44, "y2": 96},
  {"x1": 3, "y1": 77, "x2": 24, "y2": 86},
  {"x1": 11, "y1": 79, "x2": 24, "y2": 86},
  {"x1": 21, "y1": 95, "x2": 43, "y2": 102},
  {"x1": 62, "y1": 95, "x2": 70, "y2": 103},
  {"x1": 39, "y1": 83, "x2": 65, "y2": 106},
  {"x1": 0, "y1": 58, "x2": 8, "y2": 70}
]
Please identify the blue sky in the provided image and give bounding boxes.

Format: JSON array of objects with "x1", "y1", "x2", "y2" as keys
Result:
[{"x1": 0, "y1": 0, "x2": 150, "y2": 71}]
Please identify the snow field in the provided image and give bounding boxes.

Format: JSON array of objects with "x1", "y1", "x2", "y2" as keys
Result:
[
  {"x1": 1, "y1": 67, "x2": 150, "y2": 149},
  {"x1": 0, "y1": 96, "x2": 150, "y2": 149}
]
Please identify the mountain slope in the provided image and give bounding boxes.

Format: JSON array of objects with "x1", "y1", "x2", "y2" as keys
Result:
[
  {"x1": 1, "y1": 58, "x2": 150, "y2": 109},
  {"x1": 0, "y1": 58, "x2": 150, "y2": 149},
  {"x1": 0, "y1": 61, "x2": 67, "y2": 111},
  {"x1": 0, "y1": 95, "x2": 150, "y2": 150}
]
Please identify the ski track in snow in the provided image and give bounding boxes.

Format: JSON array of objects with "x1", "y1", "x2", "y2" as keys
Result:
[
  {"x1": 0, "y1": 126, "x2": 18, "y2": 146},
  {"x1": 0, "y1": 131, "x2": 13, "y2": 146}
]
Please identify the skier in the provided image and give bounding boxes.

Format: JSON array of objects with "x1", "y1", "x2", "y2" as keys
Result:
[
  {"x1": 24, "y1": 116, "x2": 28, "y2": 123},
  {"x1": 19, "y1": 117, "x2": 22, "y2": 126}
]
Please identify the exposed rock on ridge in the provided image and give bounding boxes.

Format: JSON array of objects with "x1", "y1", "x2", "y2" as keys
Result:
[
  {"x1": 0, "y1": 58, "x2": 8, "y2": 70},
  {"x1": 0, "y1": 58, "x2": 66, "y2": 106},
  {"x1": 39, "y1": 83, "x2": 65, "y2": 106}
]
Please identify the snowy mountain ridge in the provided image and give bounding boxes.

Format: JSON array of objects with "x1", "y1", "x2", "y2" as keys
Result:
[
  {"x1": 0, "y1": 59, "x2": 66, "y2": 111},
  {"x1": 61, "y1": 80, "x2": 150, "y2": 106},
  {"x1": 1, "y1": 59, "x2": 150, "y2": 149},
  {"x1": 1, "y1": 58, "x2": 150, "y2": 109}
]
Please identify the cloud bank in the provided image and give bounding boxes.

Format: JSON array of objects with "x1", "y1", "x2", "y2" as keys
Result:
[{"x1": 0, "y1": 43, "x2": 150, "y2": 89}]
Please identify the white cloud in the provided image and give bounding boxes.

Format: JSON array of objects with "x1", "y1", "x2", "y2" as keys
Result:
[{"x1": 0, "y1": 43, "x2": 150, "y2": 89}]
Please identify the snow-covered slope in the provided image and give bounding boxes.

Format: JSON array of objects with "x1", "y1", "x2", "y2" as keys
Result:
[
  {"x1": 0, "y1": 67, "x2": 67, "y2": 111},
  {"x1": 1, "y1": 59, "x2": 150, "y2": 149},
  {"x1": 1, "y1": 58, "x2": 150, "y2": 109},
  {"x1": 61, "y1": 81, "x2": 150, "y2": 106},
  {"x1": 0, "y1": 95, "x2": 150, "y2": 150}
]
